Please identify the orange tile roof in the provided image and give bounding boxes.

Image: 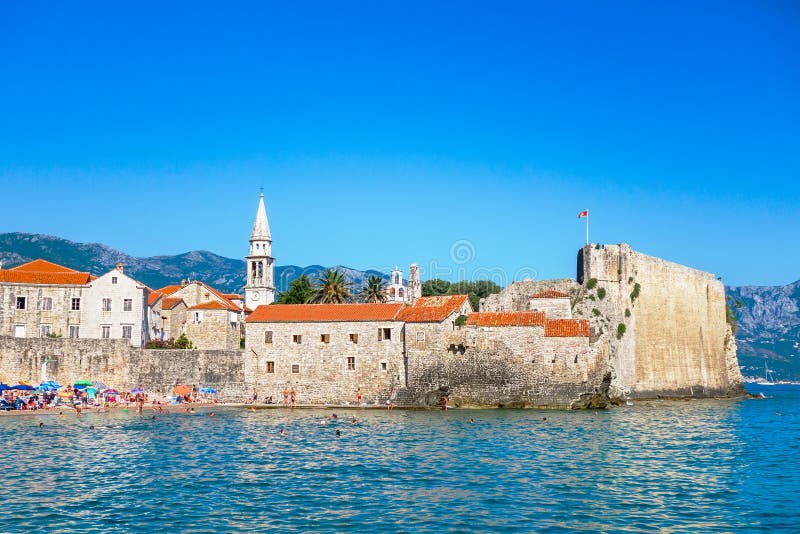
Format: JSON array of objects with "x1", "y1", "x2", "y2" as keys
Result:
[
  {"x1": 10, "y1": 259, "x2": 79, "y2": 273},
  {"x1": 162, "y1": 297, "x2": 185, "y2": 310},
  {"x1": 397, "y1": 295, "x2": 470, "y2": 323},
  {"x1": 0, "y1": 258, "x2": 94, "y2": 285},
  {"x1": 188, "y1": 300, "x2": 240, "y2": 311},
  {"x1": 531, "y1": 290, "x2": 570, "y2": 299},
  {"x1": 156, "y1": 284, "x2": 183, "y2": 296},
  {"x1": 148, "y1": 291, "x2": 163, "y2": 306},
  {"x1": 224, "y1": 293, "x2": 243, "y2": 300},
  {"x1": 544, "y1": 319, "x2": 590, "y2": 337},
  {"x1": 466, "y1": 312, "x2": 546, "y2": 327},
  {"x1": 247, "y1": 303, "x2": 404, "y2": 323}
]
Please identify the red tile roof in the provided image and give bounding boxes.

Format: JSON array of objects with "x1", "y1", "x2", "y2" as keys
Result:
[
  {"x1": 466, "y1": 312, "x2": 546, "y2": 327},
  {"x1": 247, "y1": 303, "x2": 404, "y2": 323},
  {"x1": 544, "y1": 319, "x2": 590, "y2": 337},
  {"x1": 531, "y1": 290, "x2": 570, "y2": 299},
  {"x1": 156, "y1": 284, "x2": 182, "y2": 296},
  {"x1": 224, "y1": 293, "x2": 243, "y2": 300},
  {"x1": 10, "y1": 259, "x2": 79, "y2": 273},
  {"x1": 397, "y1": 295, "x2": 470, "y2": 323},
  {"x1": 148, "y1": 291, "x2": 163, "y2": 307},
  {"x1": 162, "y1": 297, "x2": 184, "y2": 310},
  {"x1": 0, "y1": 259, "x2": 94, "y2": 285},
  {"x1": 188, "y1": 300, "x2": 240, "y2": 311}
]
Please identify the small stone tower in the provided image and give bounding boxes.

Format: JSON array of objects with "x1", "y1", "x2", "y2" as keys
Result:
[
  {"x1": 408, "y1": 263, "x2": 422, "y2": 305},
  {"x1": 245, "y1": 192, "x2": 275, "y2": 309}
]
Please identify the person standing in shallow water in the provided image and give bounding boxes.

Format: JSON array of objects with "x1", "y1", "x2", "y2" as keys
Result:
[
  {"x1": 290, "y1": 387, "x2": 296, "y2": 408},
  {"x1": 356, "y1": 388, "x2": 362, "y2": 406},
  {"x1": 283, "y1": 387, "x2": 289, "y2": 406}
]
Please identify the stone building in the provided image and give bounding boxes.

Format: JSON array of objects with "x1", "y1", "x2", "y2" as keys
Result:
[
  {"x1": 528, "y1": 290, "x2": 572, "y2": 318},
  {"x1": 0, "y1": 259, "x2": 94, "y2": 339},
  {"x1": 79, "y1": 263, "x2": 150, "y2": 348},
  {"x1": 245, "y1": 303, "x2": 406, "y2": 404},
  {"x1": 154, "y1": 280, "x2": 242, "y2": 350},
  {"x1": 0, "y1": 259, "x2": 151, "y2": 347}
]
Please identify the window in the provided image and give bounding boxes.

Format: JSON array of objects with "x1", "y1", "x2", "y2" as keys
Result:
[
  {"x1": 69, "y1": 326, "x2": 79, "y2": 338},
  {"x1": 122, "y1": 325, "x2": 132, "y2": 339},
  {"x1": 379, "y1": 328, "x2": 392, "y2": 341},
  {"x1": 14, "y1": 325, "x2": 25, "y2": 337},
  {"x1": 291, "y1": 364, "x2": 300, "y2": 373},
  {"x1": 347, "y1": 356, "x2": 355, "y2": 370},
  {"x1": 349, "y1": 333, "x2": 358, "y2": 344},
  {"x1": 102, "y1": 298, "x2": 112, "y2": 312},
  {"x1": 320, "y1": 334, "x2": 330, "y2": 344},
  {"x1": 266, "y1": 361, "x2": 275, "y2": 373},
  {"x1": 40, "y1": 325, "x2": 51, "y2": 337},
  {"x1": 101, "y1": 325, "x2": 111, "y2": 339},
  {"x1": 71, "y1": 298, "x2": 80, "y2": 311},
  {"x1": 416, "y1": 331, "x2": 425, "y2": 342},
  {"x1": 293, "y1": 335, "x2": 302, "y2": 344},
  {"x1": 123, "y1": 299, "x2": 133, "y2": 311},
  {"x1": 111, "y1": 276, "x2": 118, "y2": 284},
  {"x1": 193, "y1": 312, "x2": 203, "y2": 324},
  {"x1": 264, "y1": 331, "x2": 273, "y2": 343},
  {"x1": 380, "y1": 362, "x2": 388, "y2": 372},
  {"x1": 15, "y1": 297, "x2": 26, "y2": 310},
  {"x1": 41, "y1": 297, "x2": 52, "y2": 311}
]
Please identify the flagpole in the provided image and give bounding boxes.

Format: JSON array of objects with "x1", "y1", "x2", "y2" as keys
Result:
[{"x1": 586, "y1": 211, "x2": 589, "y2": 245}]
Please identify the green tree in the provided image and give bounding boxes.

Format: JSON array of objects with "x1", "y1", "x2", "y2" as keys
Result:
[
  {"x1": 359, "y1": 275, "x2": 388, "y2": 303},
  {"x1": 310, "y1": 269, "x2": 353, "y2": 304},
  {"x1": 277, "y1": 274, "x2": 315, "y2": 304},
  {"x1": 422, "y1": 278, "x2": 503, "y2": 311},
  {"x1": 174, "y1": 333, "x2": 194, "y2": 349}
]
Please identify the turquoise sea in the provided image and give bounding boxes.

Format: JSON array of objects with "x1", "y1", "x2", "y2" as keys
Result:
[{"x1": 0, "y1": 384, "x2": 798, "y2": 533}]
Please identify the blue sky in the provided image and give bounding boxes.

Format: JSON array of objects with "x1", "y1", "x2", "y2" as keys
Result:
[{"x1": 1, "y1": 1, "x2": 798, "y2": 286}]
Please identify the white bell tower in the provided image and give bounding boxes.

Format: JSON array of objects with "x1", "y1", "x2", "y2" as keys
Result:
[{"x1": 245, "y1": 192, "x2": 275, "y2": 308}]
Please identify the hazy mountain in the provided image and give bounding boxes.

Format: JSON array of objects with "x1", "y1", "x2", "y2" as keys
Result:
[
  {"x1": 0, "y1": 233, "x2": 389, "y2": 295},
  {"x1": 727, "y1": 281, "x2": 800, "y2": 382}
]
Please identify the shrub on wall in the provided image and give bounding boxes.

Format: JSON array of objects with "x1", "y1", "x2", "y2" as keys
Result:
[
  {"x1": 625, "y1": 308, "x2": 631, "y2": 318},
  {"x1": 630, "y1": 283, "x2": 641, "y2": 303},
  {"x1": 586, "y1": 278, "x2": 598, "y2": 290},
  {"x1": 597, "y1": 287, "x2": 606, "y2": 300},
  {"x1": 454, "y1": 314, "x2": 468, "y2": 327},
  {"x1": 592, "y1": 308, "x2": 601, "y2": 317},
  {"x1": 174, "y1": 334, "x2": 194, "y2": 349},
  {"x1": 616, "y1": 323, "x2": 626, "y2": 339}
]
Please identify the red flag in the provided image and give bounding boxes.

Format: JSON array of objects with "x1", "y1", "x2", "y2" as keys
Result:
[{"x1": 577, "y1": 210, "x2": 588, "y2": 218}]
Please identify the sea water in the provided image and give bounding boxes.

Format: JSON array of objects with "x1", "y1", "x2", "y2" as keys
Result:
[{"x1": 0, "y1": 384, "x2": 798, "y2": 532}]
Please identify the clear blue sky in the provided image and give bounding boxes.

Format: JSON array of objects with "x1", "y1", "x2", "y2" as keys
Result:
[{"x1": 1, "y1": 1, "x2": 798, "y2": 286}]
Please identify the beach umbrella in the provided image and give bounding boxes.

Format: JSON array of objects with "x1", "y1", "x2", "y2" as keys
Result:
[
  {"x1": 103, "y1": 389, "x2": 120, "y2": 395},
  {"x1": 91, "y1": 381, "x2": 107, "y2": 390},
  {"x1": 37, "y1": 382, "x2": 60, "y2": 391},
  {"x1": 173, "y1": 384, "x2": 191, "y2": 396},
  {"x1": 73, "y1": 384, "x2": 88, "y2": 390},
  {"x1": 18, "y1": 380, "x2": 33, "y2": 386},
  {"x1": 74, "y1": 380, "x2": 93, "y2": 387},
  {"x1": 11, "y1": 384, "x2": 35, "y2": 391},
  {"x1": 0, "y1": 384, "x2": 10, "y2": 391},
  {"x1": 199, "y1": 387, "x2": 217, "y2": 394},
  {"x1": 131, "y1": 387, "x2": 144, "y2": 394}
]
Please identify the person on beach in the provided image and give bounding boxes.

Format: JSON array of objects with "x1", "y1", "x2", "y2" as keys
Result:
[
  {"x1": 356, "y1": 388, "x2": 362, "y2": 405},
  {"x1": 441, "y1": 396, "x2": 449, "y2": 410},
  {"x1": 283, "y1": 387, "x2": 289, "y2": 406},
  {"x1": 290, "y1": 388, "x2": 296, "y2": 408}
]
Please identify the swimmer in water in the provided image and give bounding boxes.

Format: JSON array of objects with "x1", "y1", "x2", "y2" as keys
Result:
[
  {"x1": 151, "y1": 415, "x2": 156, "y2": 420},
  {"x1": 351, "y1": 416, "x2": 358, "y2": 425},
  {"x1": 39, "y1": 422, "x2": 44, "y2": 428},
  {"x1": 469, "y1": 418, "x2": 474, "y2": 423},
  {"x1": 330, "y1": 413, "x2": 338, "y2": 420},
  {"x1": 335, "y1": 429, "x2": 341, "y2": 437},
  {"x1": 280, "y1": 428, "x2": 286, "y2": 437},
  {"x1": 89, "y1": 425, "x2": 94, "y2": 430},
  {"x1": 209, "y1": 412, "x2": 215, "y2": 417}
]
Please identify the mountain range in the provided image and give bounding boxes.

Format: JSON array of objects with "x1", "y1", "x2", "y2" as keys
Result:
[
  {"x1": 0, "y1": 233, "x2": 388, "y2": 296},
  {"x1": 1, "y1": 232, "x2": 797, "y2": 380}
]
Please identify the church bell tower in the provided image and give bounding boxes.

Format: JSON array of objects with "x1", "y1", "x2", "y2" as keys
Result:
[{"x1": 245, "y1": 192, "x2": 275, "y2": 308}]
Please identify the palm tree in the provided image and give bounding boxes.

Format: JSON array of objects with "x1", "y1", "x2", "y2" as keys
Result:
[
  {"x1": 310, "y1": 269, "x2": 353, "y2": 303},
  {"x1": 359, "y1": 275, "x2": 388, "y2": 303}
]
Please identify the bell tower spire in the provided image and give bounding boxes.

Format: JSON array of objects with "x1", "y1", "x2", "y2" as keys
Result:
[{"x1": 245, "y1": 192, "x2": 275, "y2": 308}]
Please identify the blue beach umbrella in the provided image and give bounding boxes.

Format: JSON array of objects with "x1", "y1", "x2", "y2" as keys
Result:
[
  {"x1": 199, "y1": 387, "x2": 217, "y2": 394},
  {"x1": 11, "y1": 384, "x2": 35, "y2": 391},
  {"x1": 131, "y1": 387, "x2": 144, "y2": 394},
  {"x1": 0, "y1": 384, "x2": 9, "y2": 391}
]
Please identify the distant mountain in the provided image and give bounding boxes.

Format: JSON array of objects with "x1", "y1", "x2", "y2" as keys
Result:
[
  {"x1": 727, "y1": 281, "x2": 800, "y2": 381},
  {"x1": 0, "y1": 233, "x2": 389, "y2": 295}
]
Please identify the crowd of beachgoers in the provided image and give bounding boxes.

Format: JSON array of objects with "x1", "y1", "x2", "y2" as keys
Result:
[{"x1": 0, "y1": 381, "x2": 218, "y2": 413}]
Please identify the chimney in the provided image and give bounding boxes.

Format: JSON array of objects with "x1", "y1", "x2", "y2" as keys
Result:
[{"x1": 116, "y1": 262, "x2": 124, "y2": 273}]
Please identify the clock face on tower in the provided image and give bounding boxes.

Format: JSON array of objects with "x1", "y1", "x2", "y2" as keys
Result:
[{"x1": 252, "y1": 292, "x2": 260, "y2": 301}]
